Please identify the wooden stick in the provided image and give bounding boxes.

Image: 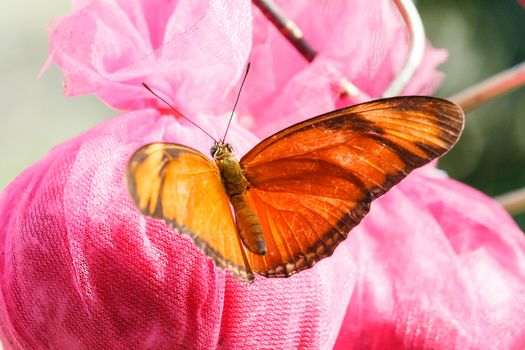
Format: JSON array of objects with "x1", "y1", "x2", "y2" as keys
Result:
[
  {"x1": 449, "y1": 61, "x2": 525, "y2": 112},
  {"x1": 251, "y1": 0, "x2": 317, "y2": 62},
  {"x1": 448, "y1": 62, "x2": 525, "y2": 215},
  {"x1": 495, "y1": 188, "x2": 525, "y2": 216}
]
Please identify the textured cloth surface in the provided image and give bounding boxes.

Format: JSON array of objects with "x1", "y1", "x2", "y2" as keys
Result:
[
  {"x1": 1, "y1": 0, "x2": 525, "y2": 349},
  {"x1": 0, "y1": 112, "x2": 357, "y2": 349}
]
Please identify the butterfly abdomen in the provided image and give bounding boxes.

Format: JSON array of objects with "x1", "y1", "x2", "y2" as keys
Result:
[
  {"x1": 230, "y1": 194, "x2": 267, "y2": 255},
  {"x1": 217, "y1": 153, "x2": 267, "y2": 256}
]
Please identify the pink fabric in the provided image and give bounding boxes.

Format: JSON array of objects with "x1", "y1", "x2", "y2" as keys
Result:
[
  {"x1": 43, "y1": 0, "x2": 252, "y2": 113},
  {"x1": 334, "y1": 168, "x2": 525, "y2": 349},
  {"x1": 2, "y1": 0, "x2": 525, "y2": 349},
  {"x1": 0, "y1": 112, "x2": 356, "y2": 349},
  {"x1": 243, "y1": 1, "x2": 447, "y2": 136}
]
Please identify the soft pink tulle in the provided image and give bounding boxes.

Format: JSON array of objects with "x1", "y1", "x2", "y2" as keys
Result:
[
  {"x1": 334, "y1": 168, "x2": 525, "y2": 349},
  {"x1": 2, "y1": 0, "x2": 525, "y2": 349}
]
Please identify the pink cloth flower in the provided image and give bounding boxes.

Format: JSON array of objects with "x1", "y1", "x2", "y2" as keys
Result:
[{"x1": 1, "y1": 0, "x2": 524, "y2": 349}]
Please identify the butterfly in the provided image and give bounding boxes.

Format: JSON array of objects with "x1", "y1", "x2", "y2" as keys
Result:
[{"x1": 127, "y1": 72, "x2": 464, "y2": 283}]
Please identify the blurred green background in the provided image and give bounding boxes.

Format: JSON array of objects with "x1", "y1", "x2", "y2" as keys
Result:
[
  {"x1": 419, "y1": 0, "x2": 525, "y2": 229},
  {"x1": 0, "y1": 0, "x2": 524, "y2": 229}
]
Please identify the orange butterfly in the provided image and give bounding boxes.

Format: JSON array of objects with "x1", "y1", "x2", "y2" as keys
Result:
[{"x1": 127, "y1": 75, "x2": 464, "y2": 283}]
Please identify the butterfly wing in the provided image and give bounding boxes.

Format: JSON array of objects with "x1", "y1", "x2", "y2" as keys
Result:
[
  {"x1": 240, "y1": 96, "x2": 464, "y2": 277},
  {"x1": 127, "y1": 143, "x2": 254, "y2": 282}
]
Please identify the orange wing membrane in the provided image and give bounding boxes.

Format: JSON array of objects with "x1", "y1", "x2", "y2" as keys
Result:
[
  {"x1": 240, "y1": 96, "x2": 464, "y2": 277},
  {"x1": 127, "y1": 143, "x2": 253, "y2": 282}
]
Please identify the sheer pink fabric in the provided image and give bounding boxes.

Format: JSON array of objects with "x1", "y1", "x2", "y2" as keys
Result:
[{"x1": 2, "y1": 1, "x2": 524, "y2": 349}]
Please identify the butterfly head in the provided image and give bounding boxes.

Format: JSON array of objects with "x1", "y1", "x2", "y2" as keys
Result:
[{"x1": 210, "y1": 142, "x2": 234, "y2": 160}]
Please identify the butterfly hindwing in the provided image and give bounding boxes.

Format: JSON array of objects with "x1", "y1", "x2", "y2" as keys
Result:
[
  {"x1": 240, "y1": 96, "x2": 464, "y2": 277},
  {"x1": 127, "y1": 142, "x2": 253, "y2": 282}
]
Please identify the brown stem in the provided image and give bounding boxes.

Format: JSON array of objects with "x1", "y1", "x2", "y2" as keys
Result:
[
  {"x1": 449, "y1": 62, "x2": 525, "y2": 112},
  {"x1": 251, "y1": 0, "x2": 317, "y2": 62},
  {"x1": 252, "y1": 0, "x2": 361, "y2": 97},
  {"x1": 495, "y1": 188, "x2": 525, "y2": 216}
]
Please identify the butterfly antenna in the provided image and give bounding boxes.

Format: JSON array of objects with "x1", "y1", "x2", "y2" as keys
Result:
[
  {"x1": 142, "y1": 83, "x2": 217, "y2": 142},
  {"x1": 222, "y1": 63, "x2": 251, "y2": 142}
]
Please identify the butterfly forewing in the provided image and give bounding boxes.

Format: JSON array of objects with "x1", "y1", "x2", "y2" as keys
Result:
[
  {"x1": 240, "y1": 96, "x2": 464, "y2": 277},
  {"x1": 127, "y1": 96, "x2": 464, "y2": 282},
  {"x1": 127, "y1": 143, "x2": 254, "y2": 282}
]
